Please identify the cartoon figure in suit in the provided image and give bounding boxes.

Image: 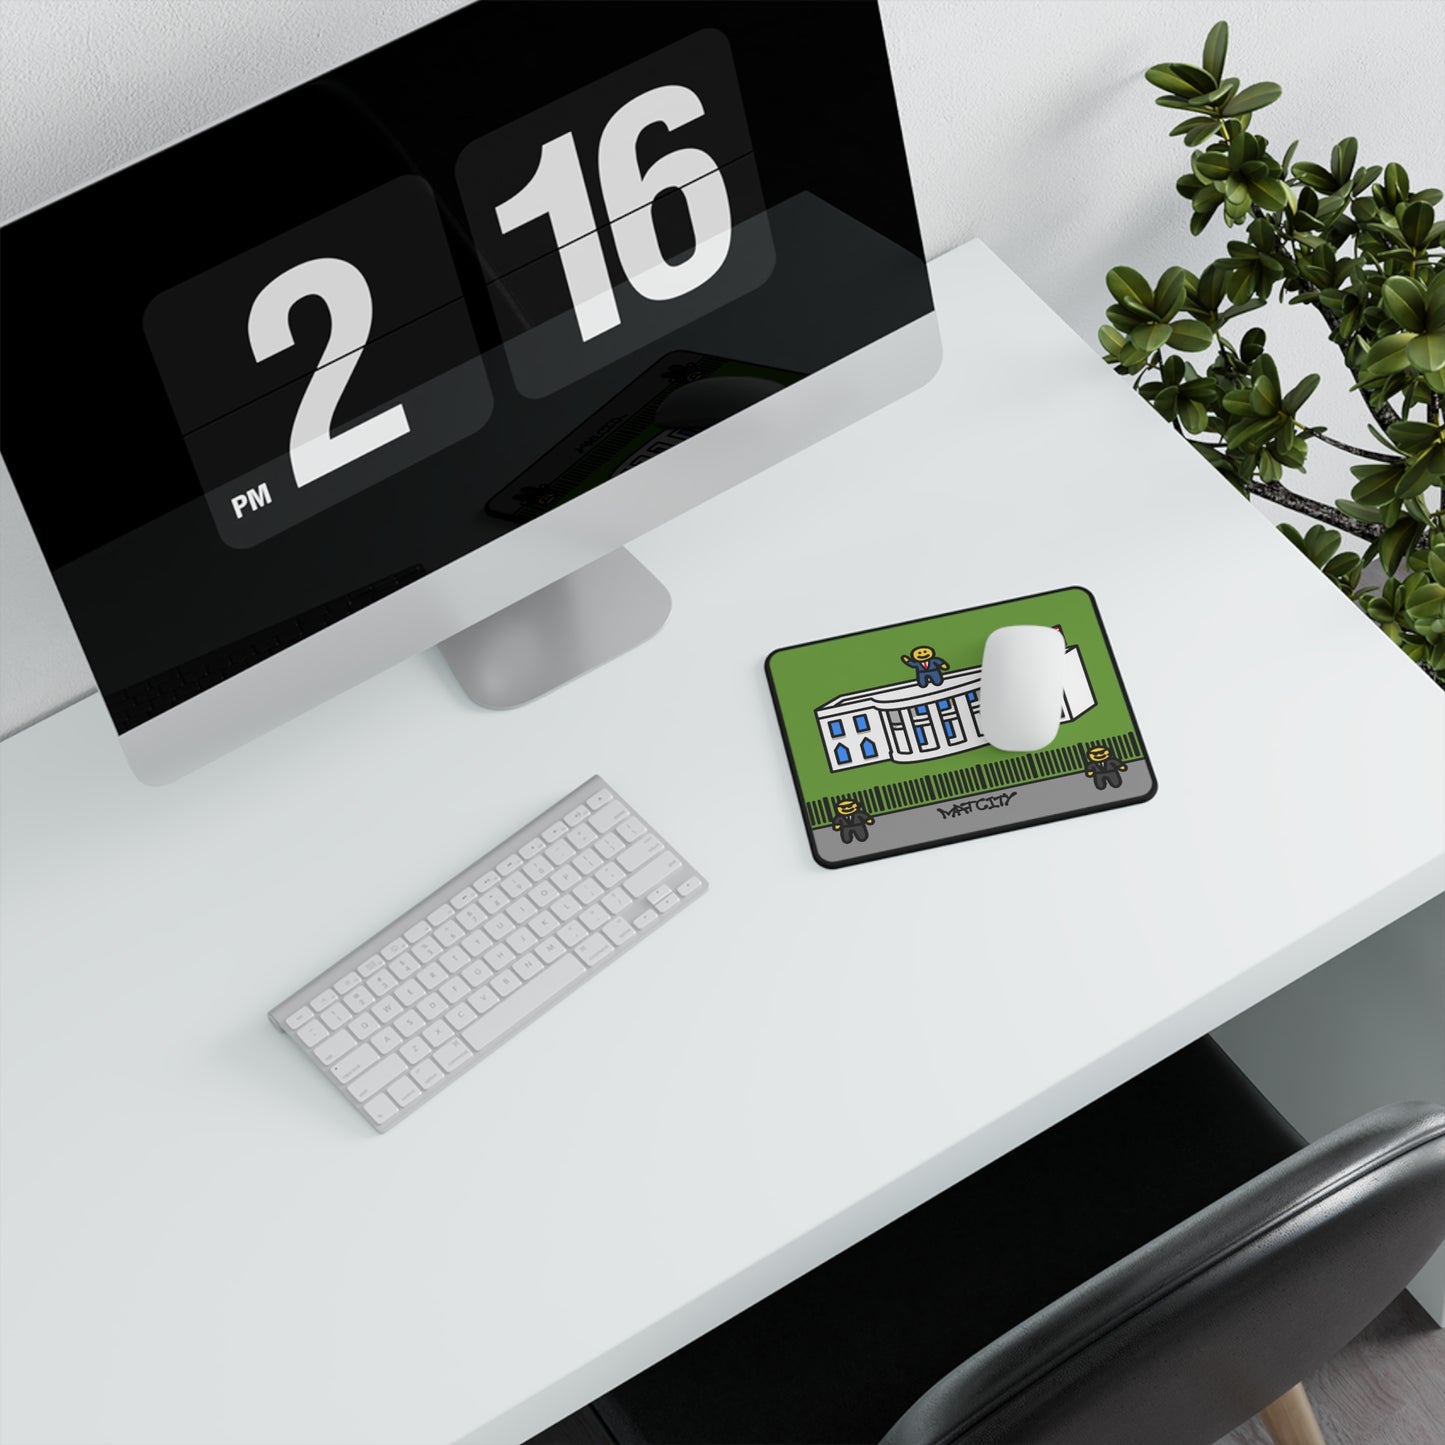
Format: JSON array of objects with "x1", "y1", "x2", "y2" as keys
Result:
[
  {"x1": 831, "y1": 799, "x2": 875, "y2": 844},
  {"x1": 1085, "y1": 744, "x2": 1128, "y2": 790},
  {"x1": 902, "y1": 645, "x2": 949, "y2": 687}
]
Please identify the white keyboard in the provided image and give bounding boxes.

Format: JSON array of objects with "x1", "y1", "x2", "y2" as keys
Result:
[{"x1": 270, "y1": 777, "x2": 706, "y2": 1132}]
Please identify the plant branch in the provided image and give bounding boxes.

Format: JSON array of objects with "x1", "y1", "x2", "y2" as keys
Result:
[
  {"x1": 1298, "y1": 429, "x2": 1397, "y2": 463},
  {"x1": 1244, "y1": 478, "x2": 1382, "y2": 541}
]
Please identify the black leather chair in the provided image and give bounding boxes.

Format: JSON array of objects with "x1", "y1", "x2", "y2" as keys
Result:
[{"x1": 578, "y1": 1040, "x2": 1445, "y2": 1445}]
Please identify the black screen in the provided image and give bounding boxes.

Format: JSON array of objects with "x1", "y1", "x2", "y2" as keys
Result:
[{"x1": 0, "y1": 0, "x2": 930, "y2": 732}]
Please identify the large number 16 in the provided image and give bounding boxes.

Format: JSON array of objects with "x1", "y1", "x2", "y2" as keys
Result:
[{"x1": 496, "y1": 85, "x2": 732, "y2": 342}]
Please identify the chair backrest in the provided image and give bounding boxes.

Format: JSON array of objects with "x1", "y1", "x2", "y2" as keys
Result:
[{"x1": 880, "y1": 1101, "x2": 1445, "y2": 1445}]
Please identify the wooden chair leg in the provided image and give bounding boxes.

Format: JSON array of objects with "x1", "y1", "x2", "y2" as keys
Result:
[{"x1": 1257, "y1": 1383, "x2": 1327, "y2": 1445}]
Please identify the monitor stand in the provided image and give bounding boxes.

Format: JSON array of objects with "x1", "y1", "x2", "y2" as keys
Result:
[{"x1": 437, "y1": 547, "x2": 671, "y2": 709}]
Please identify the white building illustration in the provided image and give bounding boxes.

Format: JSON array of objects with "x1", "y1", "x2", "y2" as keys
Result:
[{"x1": 815, "y1": 647, "x2": 1096, "y2": 772}]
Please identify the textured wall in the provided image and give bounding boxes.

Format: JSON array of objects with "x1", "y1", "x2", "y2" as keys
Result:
[{"x1": 2, "y1": 0, "x2": 1441, "y2": 734}]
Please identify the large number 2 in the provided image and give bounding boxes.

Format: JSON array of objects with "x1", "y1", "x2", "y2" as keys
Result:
[
  {"x1": 248, "y1": 257, "x2": 411, "y2": 487},
  {"x1": 495, "y1": 85, "x2": 732, "y2": 342}
]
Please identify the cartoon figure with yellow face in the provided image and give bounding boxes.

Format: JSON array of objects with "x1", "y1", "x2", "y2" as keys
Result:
[
  {"x1": 901, "y1": 644, "x2": 949, "y2": 687},
  {"x1": 830, "y1": 798, "x2": 875, "y2": 844},
  {"x1": 1085, "y1": 744, "x2": 1128, "y2": 790}
]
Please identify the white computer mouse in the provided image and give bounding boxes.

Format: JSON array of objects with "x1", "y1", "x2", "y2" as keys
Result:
[{"x1": 979, "y1": 625, "x2": 1064, "y2": 752}]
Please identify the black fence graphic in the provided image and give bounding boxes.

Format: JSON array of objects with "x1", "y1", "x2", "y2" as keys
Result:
[{"x1": 805, "y1": 732, "x2": 1145, "y2": 829}]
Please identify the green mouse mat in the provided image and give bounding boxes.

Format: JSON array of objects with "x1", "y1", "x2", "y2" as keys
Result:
[{"x1": 765, "y1": 587, "x2": 1158, "y2": 868}]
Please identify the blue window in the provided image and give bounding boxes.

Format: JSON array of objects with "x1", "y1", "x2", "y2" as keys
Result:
[
  {"x1": 861, "y1": 738, "x2": 878, "y2": 758},
  {"x1": 939, "y1": 697, "x2": 955, "y2": 713},
  {"x1": 915, "y1": 725, "x2": 927, "y2": 745},
  {"x1": 944, "y1": 720, "x2": 956, "y2": 740},
  {"x1": 835, "y1": 743, "x2": 851, "y2": 764},
  {"x1": 916, "y1": 704, "x2": 928, "y2": 715},
  {"x1": 829, "y1": 719, "x2": 844, "y2": 737},
  {"x1": 966, "y1": 691, "x2": 978, "y2": 703},
  {"x1": 853, "y1": 715, "x2": 870, "y2": 732}
]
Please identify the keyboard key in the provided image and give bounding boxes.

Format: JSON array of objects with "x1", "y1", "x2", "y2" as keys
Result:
[
  {"x1": 462, "y1": 960, "x2": 492, "y2": 987},
  {"x1": 412, "y1": 936, "x2": 443, "y2": 963},
  {"x1": 655, "y1": 892, "x2": 680, "y2": 913},
  {"x1": 574, "y1": 877, "x2": 604, "y2": 905},
  {"x1": 423, "y1": 1020, "x2": 456, "y2": 1048},
  {"x1": 295, "y1": 1016, "x2": 328, "y2": 1050},
  {"x1": 435, "y1": 920, "x2": 465, "y2": 947},
  {"x1": 551, "y1": 864, "x2": 583, "y2": 892},
  {"x1": 395, "y1": 1009, "x2": 425, "y2": 1038},
  {"x1": 529, "y1": 881, "x2": 561, "y2": 907},
  {"x1": 646, "y1": 885, "x2": 674, "y2": 907},
  {"x1": 320, "y1": 1003, "x2": 352, "y2": 1030},
  {"x1": 309, "y1": 988, "x2": 339, "y2": 1012},
  {"x1": 359, "y1": 954, "x2": 385, "y2": 977},
  {"x1": 501, "y1": 874, "x2": 530, "y2": 899},
  {"x1": 387, "y1": 1076, "x2": 422, "y2": 1108},
  {"x1": 564, "y1": 806, "x2": 589, "y2": 827},
  {"x1": 590, "y1": 797, "x2": 626, "y2": 828},
  {"x1": 456, "y1": 904, "x2": 485, "y2": 931},
  {"x1": 626, "y1": 853, "x2": 682, "y2": 898},
  {"x1": 427, "y1": 904, "x2": 455, "y2": 926},
  {"x1": 316, "y1": 1032, "x2": 356, "y2": 1065},
  {"x1": 542, "y1": 820, "x2": 569, "y2": 842},
  {"x1": 350, "y1": 1013, "x2": 380, "y2": 1040},
  {"x1": 365, "y1": 1095, "x2": 399, "y2": 1125},
  {"x1": 435, "y1": 1039, "x2": 474, "y2": 1073},
  {"x1": 618, "y1": 834, "x2": 664, "y2": 871},
  {"x1": 574, "y1": 847, "x2": 604, "y2": 875},
  {"x1": 497, "y1": 853, "x2": 524, "y2": 877},
  {"x1": 553, "y1": 894, "x2": 582, "y2": 921},
  {"x1": 535, "y1": 936, "x2": 567, "y2": 963},
  {"x1": 441, "y1": 945, "x2": 471, "y2": 972},
  {"x1": 484, "y1": 942, "x2": 515, "y2": 971},
  {"x1": 418, "y1": 994, "x2": 448, "y2": 1021},
  {"x1": 285, "y1": 1006, "x2": 315, "y2": 1030},
  {"x1": 382, "y1": 939, "x2": 408, "y2": 960},
  {"x1": 412, "y1": 1059, "x2": 445, "y2": 1090},
  {"x1": 391, "y1": 954, "x2": 420, "y2": 979},
  {"x1": 633, "y1": 908, "x2": 659, "y2": 929},
  {"x1": 470, "y1": 985, "x2": 500, "y2": 1014},
  {"x1": 514, "y1": 953, "x2": 544, "y2": 981},
  {"x1": 523, "y1": 856, "x2": 552, "y2": 882},
  {"x1": 332, "y1": 1043, "x2": 378, "y2": 1082},
  {"x1": 579, "y1": 903, "x2": 609, "y2": 931},
  {"x1": 479, "y1": 888, "x2": 508, "y2": 913},
  {"x1": 586, "y1": 787, "x2": 614, "y2": 810},
  {"x1": 460, "y1": 933, "x2": 488, "y2": 959},
  {"x1": 349, "y1": 1053, "x2": 407, "y2": 1102},
  {"x1": 400, "y1": 1036, "x2": 431, "y2": 1064},
  {"x1": 449, "y1": 885, "x2": 478, "y2": 909},
  {"x1": 473, "y1": 869, "x2": 500, "y2": 892},
  {"x1": 509, "y1": 926, "x2": 539, "y2": 953},
  {"x1": 616, "y1": 815, "x2": 648, "y2": 842},
  {"x1": 677, "y1": 876, "x2": 704, "y2": 898},
  {"x1": 462, "y1": 957, "x2": 586, "y2": 1053},
  {"x1": 601, "y1": 888, "x2": 631, "y2": 915},
  {"x1": 576, "y1": 934, "x2": 614, "y2": 967},
  {"x1": 568, "y1": 822, "x2": 599, "y2": 849},
  {"x1": 594, "y1": 861, "x2": 626, "y2": 890},
  {"x1": 545, "y1": 839, "x2": 576, "y2": 866},
  {"x1": 373, "y1": 995, "x2": 403, "y2": 1023},
  {"x1": 492, "y1": 968, "x2": 522, "y2": 996},
  {"x1": 344, "y1": 986, "x2": 375, "y2": 1012},
  {"x1": 485, "y1": 916, "x2": 515, "y2": 941},
  {"x1": 404, "y1": 922, "x2": 431, "y2": 944},
  {"x1": 372, "y1": 1026, "x2": 403, "y2": 1054},
  {"x1": 558, "y1": 920, "x2": 588, "y2": 947},
  {"x1": 603, "y1": 917, "x2": 636, "y2": 945},
  {"x1": 507, "y1": 897, "x2": 538, "y2": 924},
  {"x1": 531, "y1": 909, "x2": 560, "y2": 936},
  {"x1": 520, "y1": 837, "x2": 547, "y2": 859},
  {"x1": 595, "y1": 832, "x2": 624, "y2": 860},
  {"x1": 417, "y1": 963, "x2": 447, "y2": 991},
  {"x1": 369, "y1": 968, "x2": 397, "y2": 996},
  {"x1": 446, "y1": 1002, "x2": 478, "y2": 1029},
  {"x1": 335, "y1": 972, "x2": 361, "y2": 995},
  {"x1": 394, "y1": 978, "x2": 425, "y2": 1007}
]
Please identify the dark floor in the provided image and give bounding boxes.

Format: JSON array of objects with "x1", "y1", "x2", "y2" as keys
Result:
[{"x1": 532, "y1": 1292, "x2": 1445, "y2": 1445}]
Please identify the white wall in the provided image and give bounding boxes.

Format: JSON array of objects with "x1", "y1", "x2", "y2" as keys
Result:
[{"x1": 2, "y1": 0, "x2": 1441, "y2": 735}]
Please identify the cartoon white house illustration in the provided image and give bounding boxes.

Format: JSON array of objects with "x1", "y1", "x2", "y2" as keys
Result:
[{"x1": 815, "y1": 647, "x2": 1096, "y2": 772}]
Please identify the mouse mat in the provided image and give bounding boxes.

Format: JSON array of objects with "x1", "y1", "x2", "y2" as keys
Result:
[{"x1": 765, "y1": 587, "x2": 1158, "y2": 868}]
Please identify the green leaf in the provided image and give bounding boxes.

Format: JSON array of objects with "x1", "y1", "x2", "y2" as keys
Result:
[
  {"x1": 1292, "y1": 162, "x2": 1336, "y2": 190},
  {"x1": 1334, "y1": 498, "x2": 1381, "y2": 524},
  {"x1": 1387, "y1": 420, "x2": 1440, "y2": 452},
  {"x1": 1155, "y1": 266, "x2": 1187, "y2": 319},
  {"x1": 1166, "y1": 318, "x2": 1215, "y2": 351},
  {"x1": 1131, "y1": 322, "x2": 1172, "y2": 353},
  {"x1": 1106, "y1": 266, "x2": 1155, "y2": 312},
  {"x1": 1331, "y1": 137, "x2": 1358, "y2": 184},
  {"x1": 1251, "y1": 371, "x2": 1280, "y2": 414},
  {"x1": 1221, "y1": 81, "x2": 1282, "y2": 117},
  {"x1": 1249, "y1": 177, "x2": 1292, "y2": 211},
  {"x1": 1381, "y1": 276, "x2": 1428, "y2": 332},
  {"x1": 1202, "y1": 20, "x2": 1229, "y2": 82},
  {"x1": 1406, "y1": 333, "x2": 1445, "y2": 373},
  {"x1": 1378, "y1": 518, "x2": 1424, "y2": 576},
  {"x1": 1399, "y1": 201, "x2": 1435, "y2": 249},
  {"x1": 1350, "y1": 465, "x2": 1403, "y2": 505},
  {"x1": 1146, "y1": 62, "x2": 1219, "y2": 97},
  {"x1": 1360, "y1": 332, "x2": 1416, "y2": 377},
  {"x1": 1383, "y1": 161, "x2": 1411, "y2": 207},
  {"x1": 1280, "y1": 374, "x2": 1320, "y2": 414}
]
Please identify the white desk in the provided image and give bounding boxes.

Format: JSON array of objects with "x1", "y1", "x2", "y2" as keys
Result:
[{"x1": 3, "y1": 242, "x2": 1442, "y2": 1445}]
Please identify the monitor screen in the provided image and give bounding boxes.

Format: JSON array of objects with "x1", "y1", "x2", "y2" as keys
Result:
[{"x1": 0, "y1": 0, "x2": 930, "y2": 735}]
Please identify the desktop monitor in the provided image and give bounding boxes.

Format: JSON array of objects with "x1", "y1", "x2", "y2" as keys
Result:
[{"x1": 0, "y1": 0, "x2": 940, "y2": 784}]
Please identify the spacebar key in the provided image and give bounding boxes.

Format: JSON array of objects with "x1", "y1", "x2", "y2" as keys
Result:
[{"x1": 462, "y1": 957, "x2": 587, "y2": 1053}]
